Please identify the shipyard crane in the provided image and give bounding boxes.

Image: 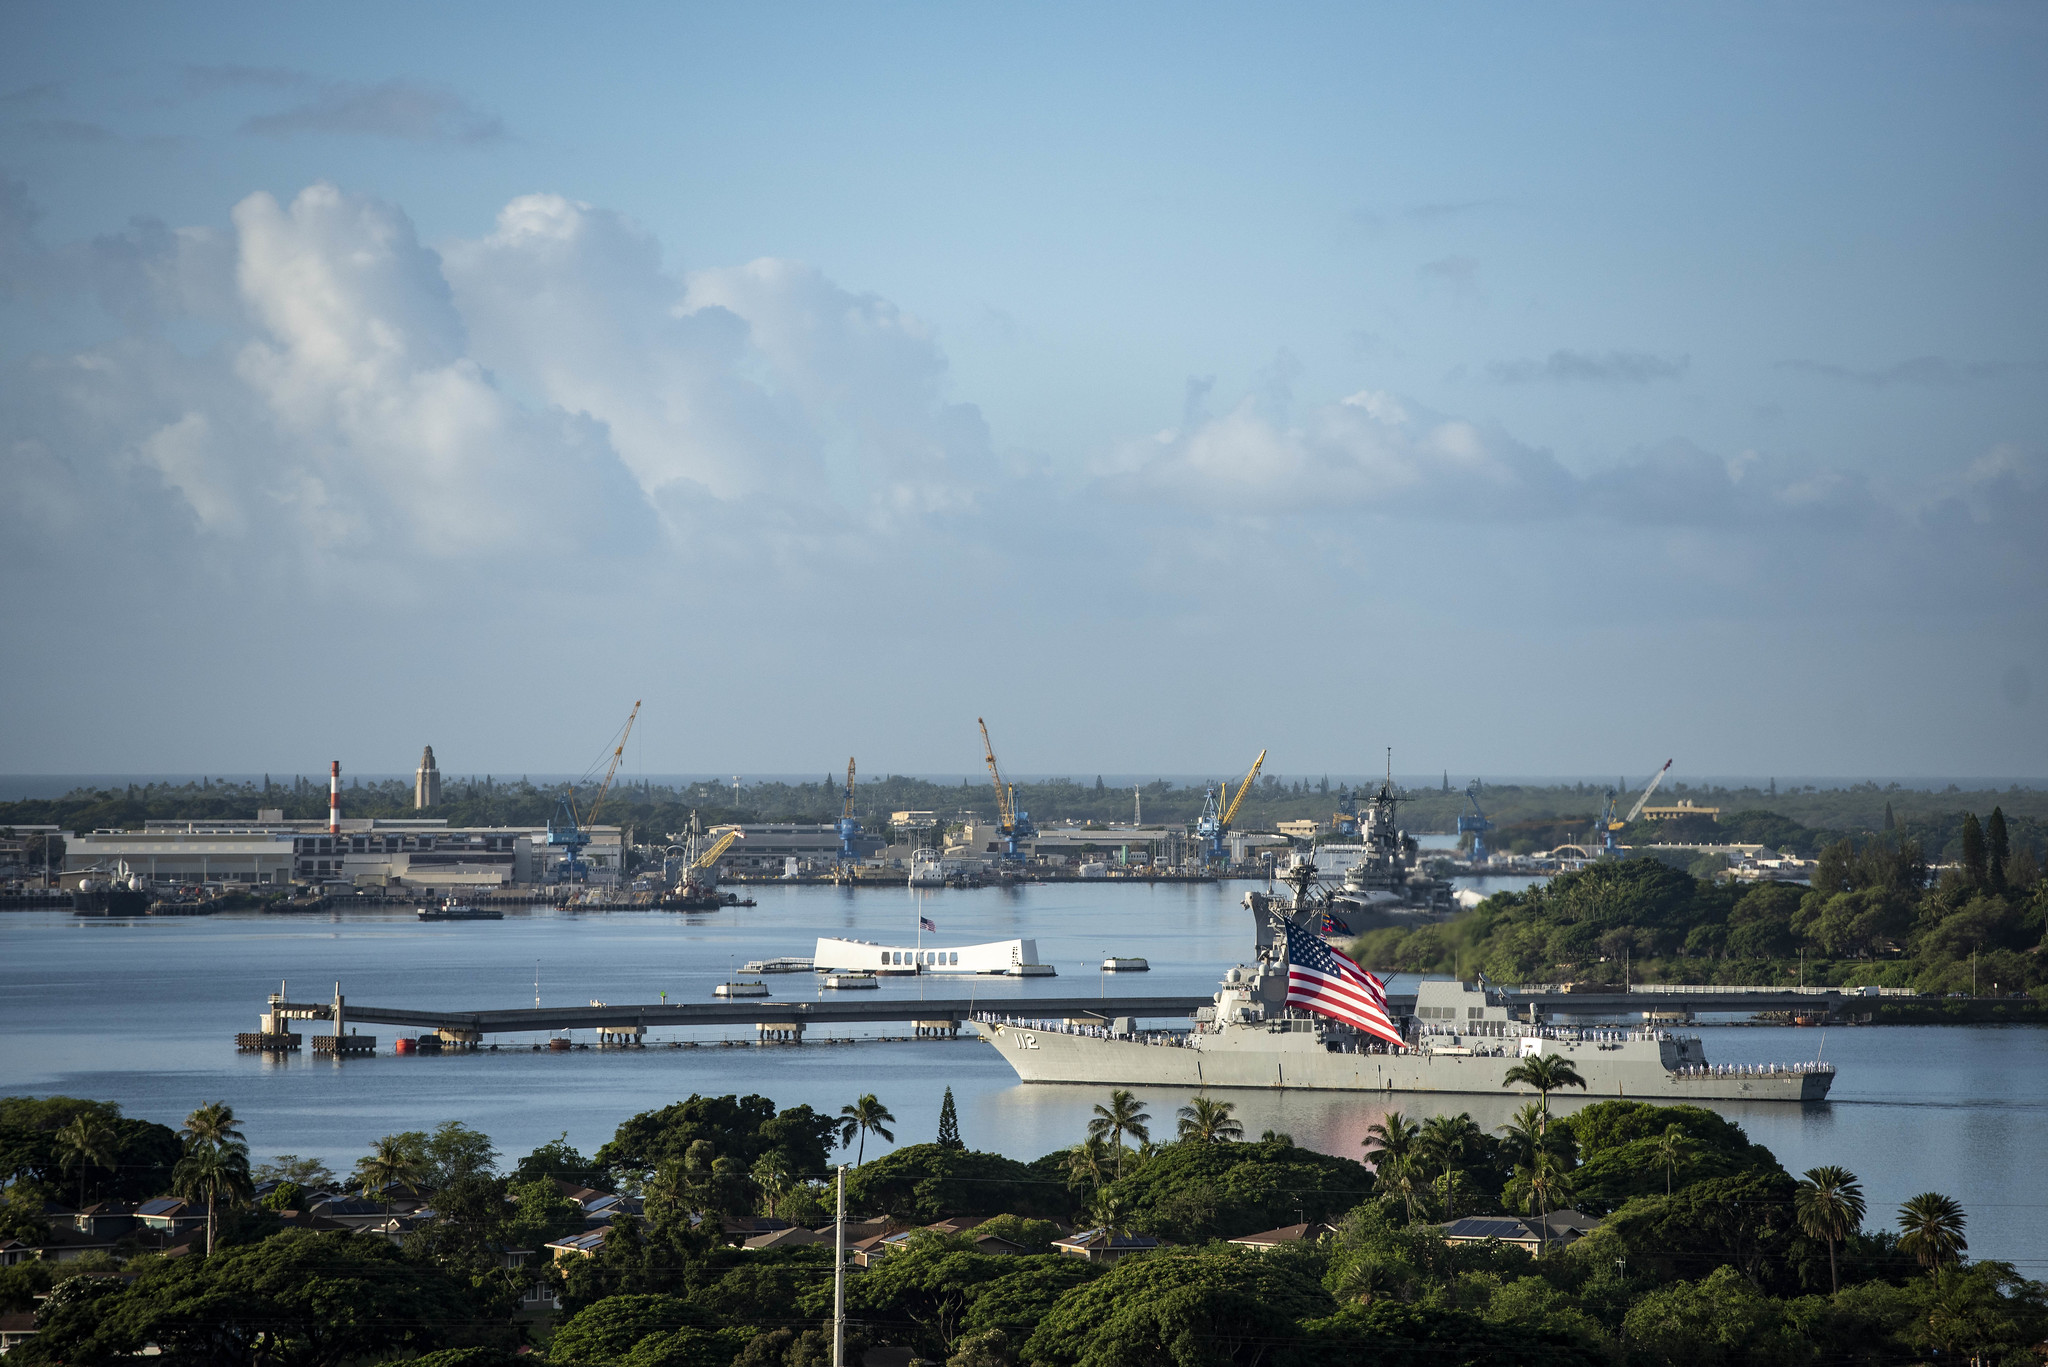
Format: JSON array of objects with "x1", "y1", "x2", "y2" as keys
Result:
[
  {"x1": 1600, "y1": 759, "x2": 1673, "y2": 851},
  {"x1": 546, "y1": 700, "x2": 641, "y2": 884},
  {"x1": 1457, "y1": 780, "x2": 1495, "y2": 863},
  {"x1": 837, "y1": 758, "x2": 860, "y2": 862},
  {"x1": 1195, "y1": 749, "x2": 1267, "y2": 865},
  {"x1": 977, "y1": 718, "x2": 1036, "y2": 863}
]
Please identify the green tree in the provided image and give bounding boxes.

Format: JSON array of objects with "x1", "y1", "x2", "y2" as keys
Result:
[
  {"x1": 1417, "y1": 1113, "x2": 1485, "y2": 1220},
  {"x1": 179, "y1": 1100, "x2": 244, "y2": 1152},
  {"x1": 936, "y1": 1087, "x2": 964, "y2": 1151},
  {"x1": 1986, "y1": 806, "x2": 2009, "y2": 894},
  {"x1": 1794, "y1": 1165, "x2": 1866, "y2": 1295},
  {"x1": 1650, "y1": 1122, "x2": 1698, "y2": 1197},
  {"x1": 1086, "y1": 1090, "x2": 1150, "y2": 1177},
  {"x1": 1897, "y1": 1191, "x2": 1967, "y2": 1279},
  {"x1": 171, "y1": 1134, "x2": 252, "y2": 1255},
  {"x1": 356, "y1": 1132, "x2": 429, "y2": 1212},
  {"x1": 54, "y1": 1113, "x2": 117, "y2": 1210},
  {"x1": 1503, "y1": 1149, "x2": 1575, "y2": 1230},
  {"x1": 1362, "y1": 1112, "x2": 1422, "y2": 1222},
  {"x1": 848, "y1": 1144, "x2": 1070, "y2": 1223},
  {"x1": 549, "y1": 1293, "x2": 726, "y2": 1367},
  {"x1": 838, "y1": 1094, "x2": 895, "y2": 1166},
  {"x1": 1501, "y1": 1054, "x2": 1588, "y2": 1130},
  {"x1": 1961, "y1": 813, "x2": 1986, "y2": 888},
  {"x1": 14, "y1": 1230, "x2": 487, "y2": 1367},
  {"x1": 1023, "y1": 1246, "x2": 1335, "y2": 1367},
  {"x1": 1097, "y1": 1136, "x2": 1374, "y2": 1244},
  {"x1": 424, "y1": 1120, "x2": 499, "y2": 1187},
  {"x1": 1174, "y1": 1095, "x2": 1242, "y2": 1143}
]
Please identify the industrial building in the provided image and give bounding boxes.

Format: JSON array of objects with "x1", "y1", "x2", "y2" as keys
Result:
[
  {"x1": 707, "y1": 823, "x2": 885, "y2": 876},
  {"x1": 67, "y1": 817, "x2": 622, "y2": 891}
]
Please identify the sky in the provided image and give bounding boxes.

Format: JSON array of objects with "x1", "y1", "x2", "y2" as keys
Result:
[{"x1": 1, "y1": 1, "x2": 2043, "y2": 782}]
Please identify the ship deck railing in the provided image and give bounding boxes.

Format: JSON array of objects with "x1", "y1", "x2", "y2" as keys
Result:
[
  {"x1": 1676, "y1": 1061, "x2": 1834, "y2": 1078},
  {"x1": 973, "y1": 1012, "x2": 1195, "y2": 1048}
]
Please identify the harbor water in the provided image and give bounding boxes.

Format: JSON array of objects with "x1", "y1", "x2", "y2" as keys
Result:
[{"x1": 2, "y1": 881, "x2": 2044, "y2": 1273}]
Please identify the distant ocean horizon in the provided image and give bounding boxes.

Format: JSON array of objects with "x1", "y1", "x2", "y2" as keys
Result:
[{"x1": 2, "y1": 772, "x2": 2041, "y2": 800}]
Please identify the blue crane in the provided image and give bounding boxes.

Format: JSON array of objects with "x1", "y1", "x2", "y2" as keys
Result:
[
  {"x1": 977, "y1": 718, "x2": 1037, "y2": 863},
  {"x1": 546, "y1": 701, "x2": 641, "y2": 885},
  {"x1": 837, "y1": 758, "x2": 860, "y2": 862},
  {"x1": 1457, "y1": 779, "x2": 1494, "y2": 862}
]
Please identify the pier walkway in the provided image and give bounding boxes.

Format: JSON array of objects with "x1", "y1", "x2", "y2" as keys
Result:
[{"x1": 243, "y1": 986, "x2": 1212, "y2": 1050}]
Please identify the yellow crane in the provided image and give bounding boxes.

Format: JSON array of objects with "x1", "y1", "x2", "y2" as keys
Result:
[
  {"x1": 546, "y1": 699, "x2": 641, "y2": 881},
  {"x1": 1198, "y1": 749, "x2": 1267, "y2": 863},
  {"x1": 837, "y1": 758, "x2": 860, "y2": 861},
  {"x1": 696, "y1": 829, "x2": 742, "y2": 869},
  {"x1": 977, "y1": 718, "x2": 1036, "y2": 863}
]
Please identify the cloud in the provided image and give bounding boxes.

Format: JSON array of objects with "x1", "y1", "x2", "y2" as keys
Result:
[
  {"x1": 1106, "y1": 384, "x2": 1575, "y2": 517},
  {"x1": 1488, "y1": 349, "x2": 1690, "y2": 384},
  {"x1": 242, "y1": 80, "x2": 506, "y2": 144},
  {"x1": 1776, "y1": 356, "x2": 2027, "y2": 387},
  {"x1": 19, "y1": 118, "x2": 115, "y2": 143}
]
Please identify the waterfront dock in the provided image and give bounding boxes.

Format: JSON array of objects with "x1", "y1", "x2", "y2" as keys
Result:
[{"x1": 240, "y1": 987, "x2": 1213, "y2": 1052}]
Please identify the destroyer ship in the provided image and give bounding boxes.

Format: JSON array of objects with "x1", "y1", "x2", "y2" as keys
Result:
[{"x1": 973, "y1": 894, "x2": 1834, "y2": 1102}]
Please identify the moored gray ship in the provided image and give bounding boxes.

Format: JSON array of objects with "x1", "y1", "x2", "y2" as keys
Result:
[{"x1": 974, "y1": 898, "x2": 1834, "y2": 1103}]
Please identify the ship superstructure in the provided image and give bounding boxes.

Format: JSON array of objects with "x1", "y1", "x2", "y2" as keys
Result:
[{"x1": 973, "y1": 900, "x2": 1833, "y2": 1102}]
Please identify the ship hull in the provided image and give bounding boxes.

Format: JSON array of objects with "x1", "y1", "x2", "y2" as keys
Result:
[{"x1": 972, "y1": 1023, "x2": 1831, "y2": 1102}]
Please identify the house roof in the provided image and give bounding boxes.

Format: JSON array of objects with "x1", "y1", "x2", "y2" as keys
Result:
[
  {"x1": 743, "y1": 1226, "x2": 825, "y2": 1250},
  {"x1": 1229, "y1": 1222, "x2": 1335, "y2": 1248},
  {"x1": 136, "y1": 1198, "x2": 193, "y2": 1217},
  {"x1": 1440, "y1": 1217, "x2": 1539, "y2": 1244},
  {"x1": 1533, "y1": 1208, "x2": 1600, "y2": 1236},
  {"x1": 546, "y1": 1228, "x2": 611, "y2": 1255},
  {"x1": 1053, "y1": 1228, "x2": 1161, "y2": 1252}
]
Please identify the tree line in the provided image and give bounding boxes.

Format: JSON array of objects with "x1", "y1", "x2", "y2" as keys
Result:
[{"x1": 6, "y1": 1080, "x2": 2045, "y2": 1365}]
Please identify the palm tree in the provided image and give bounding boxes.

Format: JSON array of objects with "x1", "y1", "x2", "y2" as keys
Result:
[
  {"x1": 180, "y1": 1101, "x2": 245, "y2": 1152},
  {"x1": 1375, "y1": 1163, "x2": 1424, "y2": 1224},
  {"x1": 172, "y1": 1140, "x2": 251, "y2": 1255},
  {"x1": 1063, "y1": 1135, "x2": 1114, "y2": 1199},
  {"x1": 1503, "y1": 1149, "x2": 1576, "y2": 1236},
  {"x1": 1175, "y1": 1096, "x2": 1243, "y2": 1144},
  {"x1": 838, "y1": 1094, "x2": 896, "y2": 1166},
  {"x1": 1087, "y1": 1090, "x2": 1151, "y2": 1177},
  {"x1": 1897, "y1": 1191, "x2": 1967, "y2": 1280},
  {"x1": 1417, "y1": 1113, "x2": 1483, "y2": 1221},
  {"x1": 1500, "y1": 1053, "x2": 1588, "y2": 1131},
  {"x1": 1650, "y1": 1123, "x2": 1698, "y2": 1198},
  {"x1": 1363, "y1": 1111, "x2": 1420, "y2": 1168},
  {"x1": 1495, "y1": 1103, "x2": 1548, "y2": 1172},
  {"x1": 55, "y1": 1114, "x2": 118, "y2": 1210},
  {"x1": 355, "y1": 1133, "x2": 427, "y2": 1216},
  {"x1": 1794, "y1": 1166, "x2": 1866, "y2": 1295}
]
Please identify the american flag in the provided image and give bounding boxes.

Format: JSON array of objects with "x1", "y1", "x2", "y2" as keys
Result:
[
  {"x1": 920, "y1": 916, "x2": 937, "y2": 932},
  {"x1": 1282, "y1": 919, "x2": 1404, "y2": 1046}
]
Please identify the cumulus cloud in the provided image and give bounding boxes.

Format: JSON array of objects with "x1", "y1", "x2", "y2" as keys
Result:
[
  {"x1": 1107, "y1": 385, "x2": 1574, "y2": 516},
  {"x1": 242, "y1": 80, "x2": 506, "y2": 144},
  {"x1": 1488, "y1": 349, "x2": 1689, "y2": 384},
  {"x1": 1776, "y1": 355, "x2": 2028, "y2": 387}
]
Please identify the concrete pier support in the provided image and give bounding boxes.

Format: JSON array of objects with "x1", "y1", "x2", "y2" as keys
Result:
[
  {"x1": 913, "y1": 1019, "x2": 960, "y2": 1038},
  {"x1": 597, "y1": 1024, "x2": 645, "y2": 1047},
  {"x1": 757, "y1": 1021, "x2": 804, "y2": 1044}
]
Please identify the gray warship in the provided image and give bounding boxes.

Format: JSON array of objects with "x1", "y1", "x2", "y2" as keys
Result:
[
  {"x1": 973, "y1": 894, "x2": 1835, "y2": 1103},
  {"x1": 1251, "y1": 776, "x2": 1455, "y2": 939}
]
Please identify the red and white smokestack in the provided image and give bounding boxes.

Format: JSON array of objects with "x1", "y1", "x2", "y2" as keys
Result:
[{"x1": 329, "y1": 761, "x2": 341, "y2": 834}]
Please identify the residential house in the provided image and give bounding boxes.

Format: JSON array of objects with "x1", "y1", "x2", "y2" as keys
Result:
[
  {"x1": 1051, "y1": 1228, "x2": 1164, "y2": 1265},
  {"x1": 1228, "y1": 1222, "x2": 1335, "y2": 1251},
  {"x1": 0, "y1": 1310, "x2": 36, "y2": 1354},
  {"x1": 545, "y1": 1227, "x2": 611, "y2": 1261},
  {"x1": 743, "y1": 1227, "x2": 825, "y2": 1251},
  {"x1": 1438, "y1": 1210, "x2": 1599, "y2": 1252}
]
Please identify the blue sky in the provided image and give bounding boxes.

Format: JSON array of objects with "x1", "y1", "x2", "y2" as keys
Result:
[{"x1": 1, "y1": 2, "x2": 2043, "y2": 780}]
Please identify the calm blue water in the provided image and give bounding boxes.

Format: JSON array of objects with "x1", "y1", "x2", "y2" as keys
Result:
[{"x1": 3, "y1": 883, "x2": 2044, "y2": 1272}]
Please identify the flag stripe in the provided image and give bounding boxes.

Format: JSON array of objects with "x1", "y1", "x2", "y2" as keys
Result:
[{"x1": 1281, "y1": 918, "x2": 1405, "y2": 1046}]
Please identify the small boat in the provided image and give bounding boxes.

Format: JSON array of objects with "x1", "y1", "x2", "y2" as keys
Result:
[
  {"x1": 1102, "y1": 957, "x2": 1150, "y2": 972},
  {"x1": 714, "y1": 981, "x2": 770, "y2": 998},
  {"x1": 740, "y1": 957, "x2": 815, "y2": 974},
  {"x1": 822, "y1": 973, "x2": 880, "y2": 990},
  {"x1": 417, "y1": 900, "x2": 503, "y2": 922}
]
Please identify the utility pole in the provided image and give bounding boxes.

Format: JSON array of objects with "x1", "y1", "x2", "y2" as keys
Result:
[{"x1": 833, "y1": 1164, "x2": 846, "y2": 1367}]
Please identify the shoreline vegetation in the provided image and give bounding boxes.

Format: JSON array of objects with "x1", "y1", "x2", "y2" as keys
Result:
[
  {"x1": 5, "y1": 1088, "x2": 2045, "y2": 1365},
  {"x1": 1352, "y1": 841, "x2": 2048, "y2": 1005}
]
